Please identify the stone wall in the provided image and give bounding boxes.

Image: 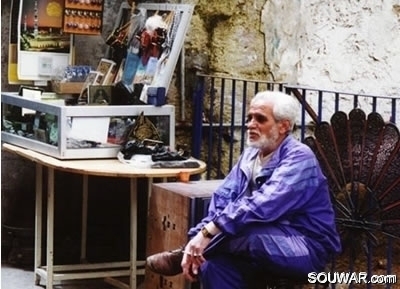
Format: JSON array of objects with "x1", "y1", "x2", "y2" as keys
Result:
[{"x1": 2, "y1": 0, "x2": 399, "y2": 126}]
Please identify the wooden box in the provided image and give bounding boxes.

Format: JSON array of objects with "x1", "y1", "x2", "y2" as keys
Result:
[
  {"x1": 145, "y1": 180, "x2": 223, "y2": 289},
  {"x1": 51, "y1": 81, "x2": 84, "y2": 94}
]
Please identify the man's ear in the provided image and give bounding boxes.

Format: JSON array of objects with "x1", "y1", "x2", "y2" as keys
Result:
[{"x1": 279, "y1": 119, "x2": 291, "y2": 134}]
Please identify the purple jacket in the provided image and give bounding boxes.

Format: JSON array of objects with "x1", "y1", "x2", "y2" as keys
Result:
[{"x1": 188, "y1": 135, "x2": 341, "y2": 258}]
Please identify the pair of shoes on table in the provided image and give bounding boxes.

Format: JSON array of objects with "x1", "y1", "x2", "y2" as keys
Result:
[{"x1": 146, "y1": 247, "x2": 184, "y2": 276}]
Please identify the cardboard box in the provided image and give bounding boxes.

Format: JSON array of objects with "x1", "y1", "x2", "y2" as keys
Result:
[{"x1": 51, "y1": 81, "x2": 85, "y2": 94}]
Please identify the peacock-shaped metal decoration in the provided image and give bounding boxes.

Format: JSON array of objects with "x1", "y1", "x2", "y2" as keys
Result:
[{"x1": 304, "y1": 108, "x2": 400, "y2": 254}]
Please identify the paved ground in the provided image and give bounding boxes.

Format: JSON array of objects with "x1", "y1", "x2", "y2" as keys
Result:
[{"x1": 1, "y1": 263, "x2": 140, "y2": 289}]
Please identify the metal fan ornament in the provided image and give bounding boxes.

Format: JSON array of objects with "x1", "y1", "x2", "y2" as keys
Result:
[{"x1": 304, "y1": 108, "x2": 400, "y2": 254}]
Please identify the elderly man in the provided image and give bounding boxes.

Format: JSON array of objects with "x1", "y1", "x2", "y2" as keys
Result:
[{"x1": 147, "y1": 91, "x2": 341, "y2": 289}]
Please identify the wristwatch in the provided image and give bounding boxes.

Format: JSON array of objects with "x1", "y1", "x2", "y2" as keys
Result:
[{"x1": 201, "y1": 226, "x2": 214, "y2": 239}]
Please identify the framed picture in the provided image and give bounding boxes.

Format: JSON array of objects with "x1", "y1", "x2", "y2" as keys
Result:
[
  {"x1": 78, "y1": 70, "x2": 103, "y2": 104},
  {"x1": 85, "y1": 70, "x2": 103, "y2": 86},
  {"x1": 88, "y1": 85, "x2": 112, "y2": 105},
  {"x1": 96, "y1": 58, "x2": 116, "y2": 84},
  {"x1": 17, "y1": 0, "x2": 73, "y2": 81}
]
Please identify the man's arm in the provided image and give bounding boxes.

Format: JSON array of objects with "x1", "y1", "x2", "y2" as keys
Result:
[
  {"x1": 212, "y1": 150, "x2": 322, "y2": 235},
  {"x1": 187, "y1": 159, "x2": 245, "y2": 238}
]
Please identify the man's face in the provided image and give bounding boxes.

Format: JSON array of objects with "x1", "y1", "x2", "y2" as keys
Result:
[{"x1": 246, "y1": 103, "x2": 286, "y2": 155}]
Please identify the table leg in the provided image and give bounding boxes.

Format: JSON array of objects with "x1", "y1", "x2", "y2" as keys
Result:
[
  {"x1": 146, "y1": 177, "x2": 153, "y2": 211},
  {"x1": 46, "y1": 167, "x2": 55, "y2": 289},
  {"x1": 34, "y1": 164, "x2": 43, "y2": 285},
  {"x1": 130, "y1": 178, "x2": 137, "y2": 289},
  {"x1": 80, "y1": 174, "x2": 89, "y2": 262}
]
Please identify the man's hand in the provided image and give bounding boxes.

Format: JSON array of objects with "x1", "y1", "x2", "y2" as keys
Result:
[{"x1": 181, "y1": 230, "x2": 211, "y2": 281}]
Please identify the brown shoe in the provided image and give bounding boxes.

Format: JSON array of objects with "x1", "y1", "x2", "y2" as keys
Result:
[{"x1": 146, "y1": 247, "x2": 184, "y2": 276}]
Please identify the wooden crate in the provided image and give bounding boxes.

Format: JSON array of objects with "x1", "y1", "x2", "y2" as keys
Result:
[
  {"x1": 51, "y1": 81, "x2": 84, "y2": 94},
  {"x1": 144, "y1": 180, "x2": 223, "y2": 289}
]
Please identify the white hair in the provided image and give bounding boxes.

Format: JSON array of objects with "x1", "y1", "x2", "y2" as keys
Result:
[{"x1": 251, "y1": 90, "x2": 299, "y2": 131}]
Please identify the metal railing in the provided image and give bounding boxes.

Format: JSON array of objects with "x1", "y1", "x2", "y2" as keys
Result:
[
  {"x1": 191, "y1": 73, "x2": 399, "y2": 177},
  {"x1": 285, "y1": 84, "x2": 398, "y2": 142}
]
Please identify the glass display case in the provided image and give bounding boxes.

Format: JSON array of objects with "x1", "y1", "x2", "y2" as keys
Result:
[{"x1": 1, "y1": 92, "x2": 175, "y2": 159}]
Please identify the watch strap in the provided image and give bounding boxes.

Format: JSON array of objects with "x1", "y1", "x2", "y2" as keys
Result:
[{"x1": 201, "y1": 226, "x2": 214, "y2": 238}]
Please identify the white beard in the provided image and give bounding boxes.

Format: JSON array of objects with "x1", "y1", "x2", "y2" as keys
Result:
[{"x1": 246, "y1": 126, "x2": 279, "y2": 151}]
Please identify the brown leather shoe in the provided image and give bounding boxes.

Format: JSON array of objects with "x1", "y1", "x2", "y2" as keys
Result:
[{"x1": 146, "y1": 247, "x2": 184, "y2": 276}]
